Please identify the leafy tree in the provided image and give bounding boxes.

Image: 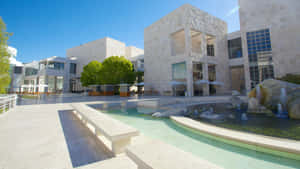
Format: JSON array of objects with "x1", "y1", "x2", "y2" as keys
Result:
[
  {"x1": 80, "y1": 61, "x2": 102, "y2": 86},
  {"x1": 136, "y1": 71, "x2": 144, "y2": 83},
  {"x1": 0, "y1": 17, "x2": 12, "y2": 94},
  {"x1": 100, "y1": 56, "x2": 136, "y2": 84}
]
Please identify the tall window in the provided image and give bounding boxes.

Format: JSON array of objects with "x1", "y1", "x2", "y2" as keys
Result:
[
  {"x1": 193, "y1": 63, "x2": 203, "y2": 81},
  {"x1": 247, "y1": 29, "x2": 274, "y2": 87},
  {"x1": 172, "y1": 62, "x2": 186, "y2": 81},
  {"x1": 207, "y1": 45, "x2": 215, "y2": 56},
  {"x1": 228, "y1": 38, "x2": 242, "y2": 59},
  {"x1": 70, "y1": 63, "x2": 76, "y2": 74}
]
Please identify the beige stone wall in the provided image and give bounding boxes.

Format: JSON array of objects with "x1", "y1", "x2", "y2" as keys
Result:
[
  {"x1": 239, "y1": 0, "x2": 300, "y2": 90},
  {"x1": 66, "y1": 37, "x2": 144, "y2": 77},
  {"x1": 125, "y1": 46, "x2": 144, "y2": 59},
  {"x1": 66, "y1": 38, "x2": 107, "y2": 77},
  {"x1": 106, "y1": 38, "x2": 126, "y2": 58},
  {"x1": 144, "y1": 4, "x2": 230, "y2": 96}
]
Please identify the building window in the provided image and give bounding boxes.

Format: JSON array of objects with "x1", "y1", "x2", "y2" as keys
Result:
[
  {"x1": 70, "y1": 63, "x2": 76, "y2": 74},
  {"x1": 14, "y1": 66, "x2": 23, "y2": 74},
  {"x1": 228, "y1": 38, "x2": 242, "y2": 59},
  {"x1": 25, "y1": 67, "x2": 38, "y2": 76},
  {"x1": 172, "y1": 62, "x2": 186, "y2": 81},
  {"x1": 47, "y1": 62, "x2": 65, "y2": 70},
  {"x1": 193, "y1": 62, "x2": 203, "y2": 81},
  {"x1": 247, "y1": 29, "x2": 274, "y2": 88},
  {"x1": 207, "y1": 45, "x2": 215, "y2": 56}
]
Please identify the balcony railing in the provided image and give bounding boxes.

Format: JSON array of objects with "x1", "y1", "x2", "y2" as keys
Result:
[{"x1": 0, "y1": 94, "x2": 18, "y2": 114}]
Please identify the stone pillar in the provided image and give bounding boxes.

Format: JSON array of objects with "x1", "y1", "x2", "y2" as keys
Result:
[
  {"x1": 184, "y1": 27, "x2": 193, "y2": 96},
  {"x1": 186, "y1": 60, "x2": 193, "y2": 97},
  {"x1": 200, "y1": 33, "x2": 207, "y2": 57},
  {"x1": 184, "y1": 27, "x2": 192, "y2": 57},
  {"x1": 203, "y1": 63, "x2": 210, "y2": 96}
]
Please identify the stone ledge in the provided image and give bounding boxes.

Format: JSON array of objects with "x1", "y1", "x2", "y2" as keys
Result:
[
  {"x1": 126, "y1": 140, "x2": 223, "y2": 169},
  {"x1": 77, "y1": 155, "x2": 137, "y2": 169},
  {"x1": 171, "y1": 116, "x2": 300, "y2": 160}
]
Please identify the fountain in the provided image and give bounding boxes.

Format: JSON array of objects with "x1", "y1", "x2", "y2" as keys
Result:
[
  {"x1": 241, "y1": 113, "x2": 248, "y2": 121},
  {"x1": 276, "y1": 103, "x2": 288, "y2": 118},
  {"x1": 280, "y1": 88, "x2": 287, "y2": 109},
  {"x1": 237, "y1": 104, "x2": 248, "y2": 121},
  {"x1": 276, "y1": 88, "x2": 289, "y2": 118},
  {"x1": 256, "y1": 85, "x2": 261, "y2": 104}
]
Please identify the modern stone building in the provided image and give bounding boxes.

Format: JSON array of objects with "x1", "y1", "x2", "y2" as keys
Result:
[
  {"x1": 239, "y1": 0, "x2": 300, "y2": 90},
  {"x1": 144, "y1": 4, "x2": 230, "y2": 96},
  {"x1": 145, "y1": 1, "x2": 300, "y2": 96},
  {"x1": 67, "y1": 37, "x2": 144, "y2": 77},
  {"x1": 66, "y1": 37, "x2": 144, "y2": 92}
]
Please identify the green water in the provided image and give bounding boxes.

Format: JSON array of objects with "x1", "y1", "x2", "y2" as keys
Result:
[{"x1": 102, "y1": 108, "x2": 300, "y2": 169}]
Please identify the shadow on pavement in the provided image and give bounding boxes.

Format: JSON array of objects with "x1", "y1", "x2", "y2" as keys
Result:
[{"x1": 58, "y1": 110, "x2": 112, "y2": 168}]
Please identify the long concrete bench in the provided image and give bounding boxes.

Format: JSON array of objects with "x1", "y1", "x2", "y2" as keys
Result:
[
  {"x1": 71, "y1": 103, "x2": 139, "y2": 156},
  {"x1": 126, "y1": 140, "x2": 223, "y2": 169}
]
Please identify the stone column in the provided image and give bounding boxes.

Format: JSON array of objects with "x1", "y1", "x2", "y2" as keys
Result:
[
  {"x1": 184, "y1": 27, "x2": 193, "y2": 96},
  {"x1": 203, "y1": 63, "x2": 210, "y2": 96},
  {"x1": 184, "y1": 27, "x2": 192, "y2": 57},
  {"x1": 200, "y1": 33, "x2": 207, "y2": 57},
  {"x1": 186, "y1": 60, "x2": 193, "y2": 97}
]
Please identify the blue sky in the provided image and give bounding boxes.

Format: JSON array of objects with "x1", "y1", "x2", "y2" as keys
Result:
[{"x1": 0, "y1": 0, "x2": 240, "y2": 63}]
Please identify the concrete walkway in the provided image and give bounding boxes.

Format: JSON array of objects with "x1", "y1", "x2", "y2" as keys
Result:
[
  {"x1": 0, "y1": 94, "x2": 242, "y2": 169},
  {"x1": 0, "y1": 104, "x2": 112, "y2": 169}
]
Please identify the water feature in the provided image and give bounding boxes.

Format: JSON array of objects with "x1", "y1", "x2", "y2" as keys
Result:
[
  {"x1": 280, "y1": 88, "x2": 287, "y2": 110},
  {"x1": 98, "y1": 107, "x2": 300, "y2": 169},
  {"x1": 256, "y1": 85, "x2": 261, "y2": 103},
  {"x1": 277, "y1": 88, "x2": 289, "y2": 118},
  {"x1": 277, "y1": 103, "x2": 288, "y2": 118}
]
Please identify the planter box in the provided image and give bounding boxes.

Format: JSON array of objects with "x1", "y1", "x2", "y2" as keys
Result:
[
  {"x1": 120, "y1": 84, "x2": 130, "y2": 97},
  {"x1": 102, "y1": 85, "x2": 114, "y2": 96}
]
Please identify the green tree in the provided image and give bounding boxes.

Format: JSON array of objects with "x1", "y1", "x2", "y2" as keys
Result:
[
  {"x1": 0, "y1": 17, "x2": 12, "y2": 94},
  {"x1": 80, "y1": 61, "x2": 102, "y2": 86},
  {"x1": 100, "y1": 56, "x2": 136, "y2": 84}
]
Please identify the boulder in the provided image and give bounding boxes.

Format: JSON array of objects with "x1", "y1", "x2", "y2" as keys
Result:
[
  {"x1": 248, "y1": 79, "x2": 300, "y2": 119},
  {"x1": 287, "y1": 90, "x2": 300, "y2": 120},
  {"x1": 248, "y1": 97, "x2": 259, "y2": 111}
]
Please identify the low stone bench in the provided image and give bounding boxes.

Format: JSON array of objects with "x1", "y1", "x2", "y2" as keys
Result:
[
  {"x1": 126, "y1": 140, "x2": 223, "y2": 169},
  {"x1": 71, "y1": 103, "x2": 139, "y2": 156}
]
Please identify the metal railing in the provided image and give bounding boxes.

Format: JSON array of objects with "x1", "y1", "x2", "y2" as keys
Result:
[{"x1": 0, "y1": 94, "x2": 18, "y2": 114}]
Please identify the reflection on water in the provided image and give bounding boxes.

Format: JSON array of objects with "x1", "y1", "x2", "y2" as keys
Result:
[{"x1": 99, "y1": 107, "x2": 300, "y2": 169}]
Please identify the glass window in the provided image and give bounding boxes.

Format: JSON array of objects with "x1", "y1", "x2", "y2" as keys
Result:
[
  {"x1": 228, "y1": 38, "x2": 243, "y2": 59},
  {"x1": 207, "y1": 45, "x2": 215, "y2": 56},
  {"x1": 70, "y1": 63, "x2": 76, "y2": 74},
  {"x1": 48, "y1": 62, "x2": 64, "y2": 70},
  {"x1": 172, "y1": 62, "x2": 186, "y2": 81},
  {"x1": 14, "y1": 66, "x2": 23, "y2": 74},
  {"x1": 25, "y1": 67, "x2": 38, "y2": 76}
]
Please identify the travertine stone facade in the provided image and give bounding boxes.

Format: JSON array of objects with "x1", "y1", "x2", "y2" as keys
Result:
[
  {"x1": 66, "y1": 37, "x2": 144, "y2": 77},
  {"x1": 144, "y1": 4, "x2": 230, "y2": 96},
  {"x1": 239, "y1": 0, "x2": 300, "y2": 91}
]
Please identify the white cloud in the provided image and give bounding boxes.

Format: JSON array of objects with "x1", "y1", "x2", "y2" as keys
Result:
[
  {"x1": 9, "y1": 57, "x2": 23, "y2": 66},
  {"x1": 7, "y1": 46, "x2": 23, "y2": 66},
  {"x1": 225, "y1": 6, "x2": 240, "y2": 17},
  {"x1": 7, "y1": 46, "x2": 17, "y2": 57}
]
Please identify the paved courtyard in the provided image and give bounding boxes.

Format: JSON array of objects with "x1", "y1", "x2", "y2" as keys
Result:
[
  {"x1": 0, "y1": 94, "x2": 239, "y2": 169},
  {"x1": 0, "y1": 103, "x2": 114, "y2": 169}
]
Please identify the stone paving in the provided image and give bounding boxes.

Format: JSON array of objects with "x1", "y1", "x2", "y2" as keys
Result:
[
  {"x1": 0, "y1": 103, "x2": 113, "y2": 169},
  {"x1": 0, "y1": 94, "x2": 239, "y2": 169}
]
